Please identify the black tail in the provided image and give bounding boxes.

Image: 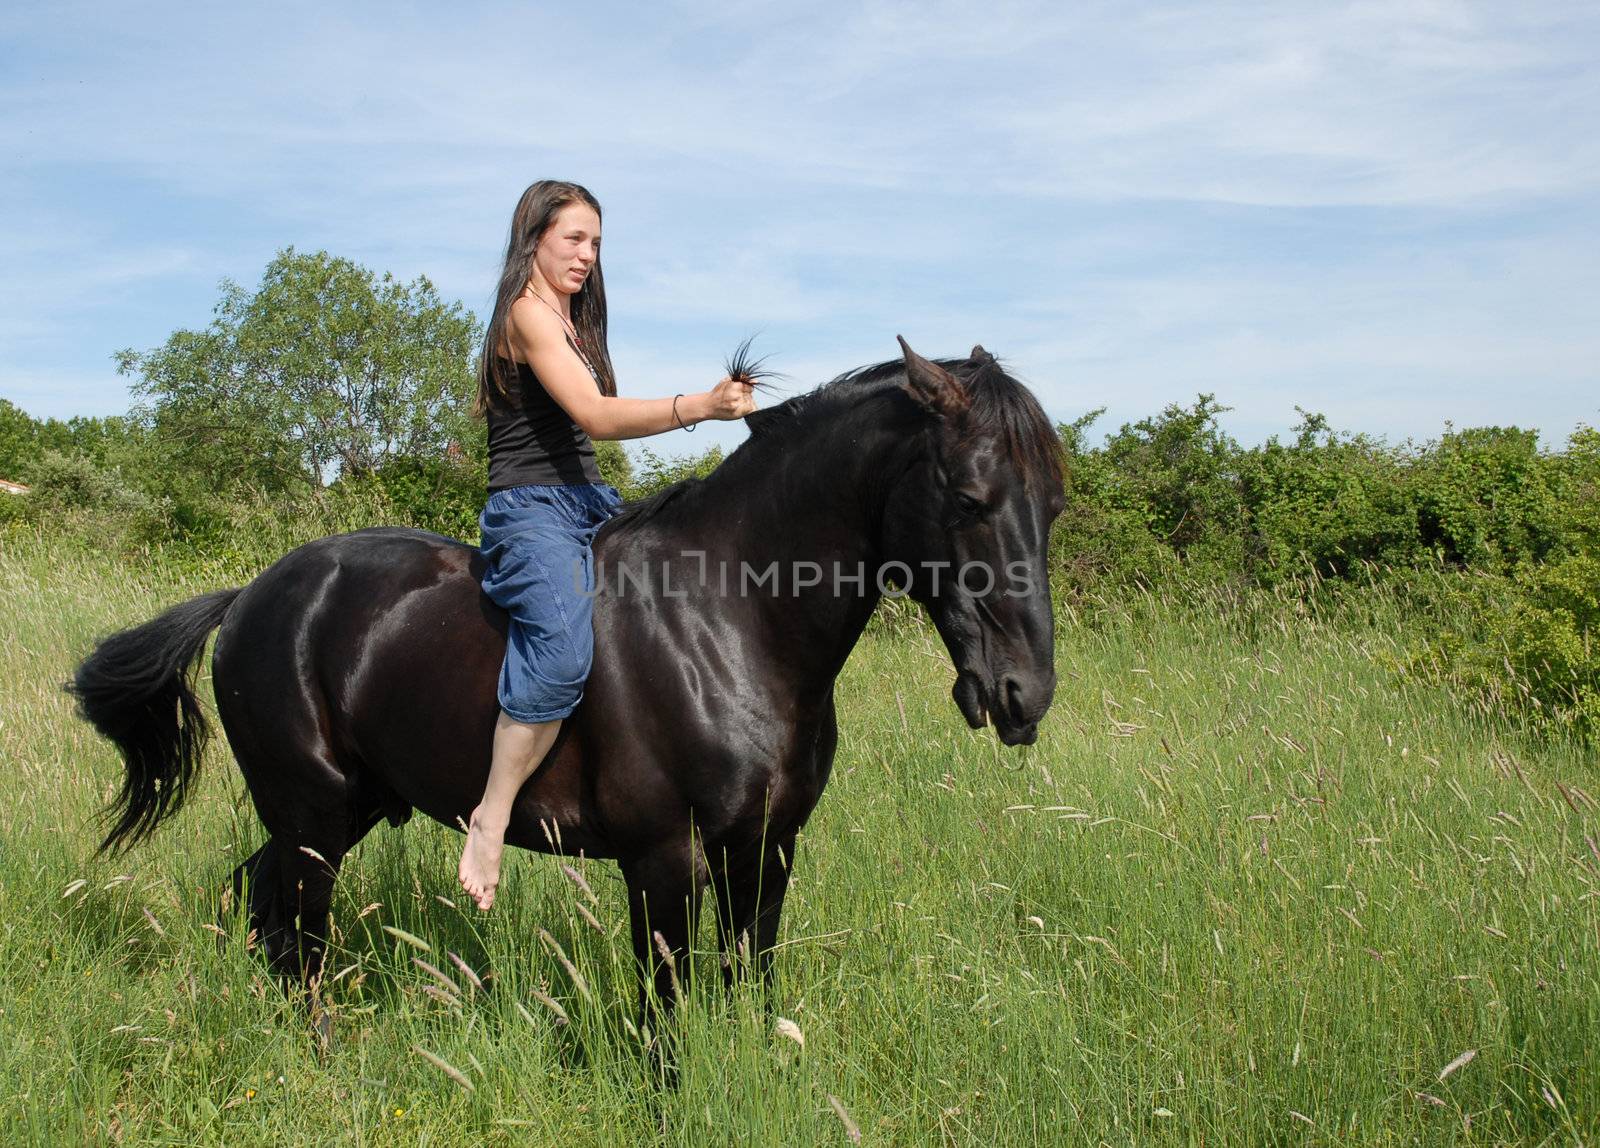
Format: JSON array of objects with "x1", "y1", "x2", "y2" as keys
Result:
[{"x1": 67, "y1": 588, "x2": 243, "y2": 854}]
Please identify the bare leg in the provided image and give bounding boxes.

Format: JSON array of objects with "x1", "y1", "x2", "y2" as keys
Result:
[{"x1": 458, "y1": 710, "x2": 561, "y2": 910}]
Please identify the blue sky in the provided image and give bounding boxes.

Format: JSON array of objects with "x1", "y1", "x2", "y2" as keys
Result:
[{"x1": 3, "y1": 0, "x2": 1597, "y2": 458}]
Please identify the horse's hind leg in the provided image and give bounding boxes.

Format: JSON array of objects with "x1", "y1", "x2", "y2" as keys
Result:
[
  {"x1": 272, "y1": 835, "x2": 346, "y2": 983},
  {"x1": 218, "y1": 717, "x2": 370, "y2": 984},
  {"x1": 226, "y1": 839, "x2": 283, "y2": 947},
  {"x1": 210, "y1": 574, "x2": 400, "y2": 990},
  {"x1": 224, "y1": 832, "x2": 344, "y2": 982},
  {"x1": 224, "y1": 804, "x2": 387, "y2": 993}
]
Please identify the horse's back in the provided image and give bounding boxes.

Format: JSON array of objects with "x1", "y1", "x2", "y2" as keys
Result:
[
  {"x1": 216, "y1": 526, "x2": 484, "y2": 685},
  {"x1": 243, "y1": 525, "x2": 477, "y2": 586}
]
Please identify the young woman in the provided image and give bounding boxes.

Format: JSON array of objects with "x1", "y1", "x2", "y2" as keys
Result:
[{"x1": 460, "y1": 180, "x2": 756, "y2": 910}]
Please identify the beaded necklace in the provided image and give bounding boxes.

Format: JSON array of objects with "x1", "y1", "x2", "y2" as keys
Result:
[{"x1": 530, "y1": 288, "x2": 599, "y2": 381}]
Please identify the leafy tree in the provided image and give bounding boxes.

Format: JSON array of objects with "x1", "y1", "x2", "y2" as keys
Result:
[
  {"x1": 116, "y1": 248, "x2": 480, "y2": 492},
  {"x1": 0, "y1": 401, "x2": 134, "y2": 483},
  {"x1": 594, "y1": 439, "x2": 633, "y2": 492},
  {"x1": 0, "y1": 399, "x2": 35, "y2": 481}
]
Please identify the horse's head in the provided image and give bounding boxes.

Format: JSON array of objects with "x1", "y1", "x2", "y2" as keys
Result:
[{"x1": 880, "y1": 338, "x2": 1065, "y2": 746}]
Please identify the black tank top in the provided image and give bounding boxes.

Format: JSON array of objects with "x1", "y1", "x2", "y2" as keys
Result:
[{"x1": 486, "y1": 358, "x2": 603, "y2": 490}]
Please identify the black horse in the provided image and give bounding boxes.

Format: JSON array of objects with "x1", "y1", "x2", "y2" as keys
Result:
[{"x1": 70, "y1": 338, "x2": 1065, "y2": 1022}]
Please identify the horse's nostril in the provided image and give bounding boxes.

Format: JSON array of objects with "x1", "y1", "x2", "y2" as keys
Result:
[{"x1": 1003, "y1": 676, "x2": 1027, "y2": 723}]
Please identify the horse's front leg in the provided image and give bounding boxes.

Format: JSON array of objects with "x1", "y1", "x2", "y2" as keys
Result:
[
  {"x1": 710, "y1": 830, "x2": 795, "y2": 1000},
  {"x1": 620, "y1": 842, "x2": 706, "y2": 1045}
]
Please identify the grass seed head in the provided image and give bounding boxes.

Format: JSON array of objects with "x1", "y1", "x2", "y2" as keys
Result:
[
  {"x1": 828, "y1": 1095, "x2": 861, "y2": 1143},
  {"x1": 774, "y1": 1016, "x2": 804, "y2": 1047},
  {"x1": 446, "y1": 950, "x2": 485, "y2": 992},
  {"x1": 561, "y1": 863, "x2": 598, "y2": 906},
  {"x1": 411, "y1": 1045, "x2": 475, "y2": 1092},
  {"x1": 1438, "y1": 1048, "x2": 1477, "y2": 1081}
]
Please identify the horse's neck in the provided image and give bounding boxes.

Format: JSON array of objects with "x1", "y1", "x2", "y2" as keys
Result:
[{"x1": 637, "y1": 411, "x2": 896, "y2": 689}]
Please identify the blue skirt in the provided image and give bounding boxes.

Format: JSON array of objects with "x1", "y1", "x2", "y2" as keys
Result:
[{"x1": 478, "y1": 482, "x2": 624, "y2": 723}]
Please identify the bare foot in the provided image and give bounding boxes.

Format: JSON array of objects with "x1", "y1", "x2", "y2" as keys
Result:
[{"x1": 458, "y1": 807, "x2": 507, "y2": 911}]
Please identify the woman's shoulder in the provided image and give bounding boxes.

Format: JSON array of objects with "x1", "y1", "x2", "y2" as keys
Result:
[
  {"x1": 488, "y1": 298, "x2": 559, "y2": 372},
  {"x1": 506, "y1": 295, "x2": 567, "y2": 347}
]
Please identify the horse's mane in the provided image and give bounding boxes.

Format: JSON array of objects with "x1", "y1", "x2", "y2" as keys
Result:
[
  {"x1": 607, "y1": 475, "x2": 702, "y2": 532},
  {"x1": 606, "y1": 351, "x2": 1062, "y2": 534}
]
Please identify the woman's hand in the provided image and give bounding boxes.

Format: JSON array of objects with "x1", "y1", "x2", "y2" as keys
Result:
[{"x1": 703, "y1": 375, "x2": 758, "y2": 421}]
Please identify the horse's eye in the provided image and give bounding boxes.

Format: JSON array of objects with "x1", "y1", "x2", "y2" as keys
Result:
[{"x1": 953, "y1": 491, "x2": 985, "y2": 519}]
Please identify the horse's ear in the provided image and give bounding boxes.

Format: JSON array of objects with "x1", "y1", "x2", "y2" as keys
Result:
[
  {"x1": 896, "y1": 336, "x2": 969, "y2": 419},
  {"x1": 969, "y1": 344, "x2": 994, "y2": 365}
]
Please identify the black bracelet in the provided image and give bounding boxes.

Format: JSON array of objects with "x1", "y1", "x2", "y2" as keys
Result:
[{"x1": 672, "y1": 393, "x2": 696, "y2": 432}]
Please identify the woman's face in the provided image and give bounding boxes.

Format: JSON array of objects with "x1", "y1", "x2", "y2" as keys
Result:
[{"x1": 533, "y1": 202, "x2": 601, "y2": 296}]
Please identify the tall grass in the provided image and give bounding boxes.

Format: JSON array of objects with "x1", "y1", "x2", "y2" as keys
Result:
[{"x1": 0, "y1": 531, "x2": 1594, "y2": 1144}]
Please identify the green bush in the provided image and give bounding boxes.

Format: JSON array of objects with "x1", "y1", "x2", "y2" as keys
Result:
[
  {"x1": 1054, "y1": 409, "x2": 1598, "y2": 589},
  {"x1": 1050, "y1": 407, "x2": 1188, "y2": 595},
  {"x1": 1238, "y1": 413, "x2": 1424, "y2": 582},
  {"x1": 1502, "y1": 554, "x2": 1600, "y2": 738},
  {"x1": 1408, "y1": 555, "x2": 1600, "y2": 745},
  {"x1": 21, "y1": 450, "x2": 172, "y2": 548},
  {"x1": 620, "y1": 443, "x2": 724, "y2": 502},
  {"x1": 1411, "y1": 425, "x2": 1570, "y2": 570},
  {"x1": 0, "y1": 490, "x2": 29, "y2": 531},
  {"x1": 369, "y1": 455, "x2": 484, "y2": 542}
]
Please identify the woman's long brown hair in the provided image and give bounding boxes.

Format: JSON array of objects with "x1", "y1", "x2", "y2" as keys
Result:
[{"x1": 474, "y1": 180, "x2": 617, "y2": 416}]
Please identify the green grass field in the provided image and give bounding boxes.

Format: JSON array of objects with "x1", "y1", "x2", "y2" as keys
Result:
[{"x1": 1, "y1": 530, "x2": 1595, "y2": 1145}]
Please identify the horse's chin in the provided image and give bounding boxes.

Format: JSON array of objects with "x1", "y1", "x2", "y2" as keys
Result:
[
  {"x1": 953, "y1": 671, "x2": 1039, "y2": 747},
  {"x1": 952, "y1": 671, "x2": 988, "y2": 729},
  {"x1": 993, "y1": 716, "x2": 1039, "y2": 747}
]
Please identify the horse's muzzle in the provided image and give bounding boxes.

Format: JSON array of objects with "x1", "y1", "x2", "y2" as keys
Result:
[{"x1": 953, "y1": 670, "x2": 1048, "y2": 747}]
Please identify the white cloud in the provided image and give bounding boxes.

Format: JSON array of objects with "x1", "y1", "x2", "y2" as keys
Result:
[
  {"x1": 11, "y1": 1, "x2": 1590, "y2": 209},
  {"x1": 2, "y1": 0, "x2": 1597, "y2": 446}
]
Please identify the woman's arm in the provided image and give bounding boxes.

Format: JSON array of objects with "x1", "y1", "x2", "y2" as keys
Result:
[{"x1": 507, "y1": 298, "x2": 753, "y2": 441}]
